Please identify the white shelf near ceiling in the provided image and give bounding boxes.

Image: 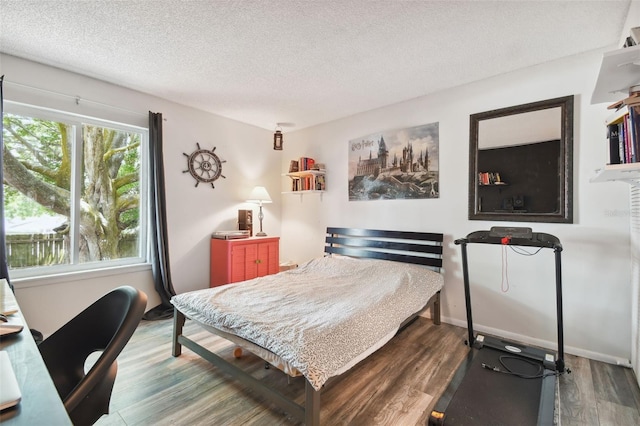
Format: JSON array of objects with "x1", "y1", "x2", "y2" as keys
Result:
[{"x1": 591, "y1": 44, "x2": 640, "y2": 105}]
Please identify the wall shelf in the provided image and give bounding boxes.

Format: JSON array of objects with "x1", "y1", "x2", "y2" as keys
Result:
[
  {"x1": 591, "y1": 43, "x2": 640, "y2": 187},
  {"x1": 283, "y1": 169, "x2": 326, "y2": 193},
  {"x1": 591, "y1": 44, "x2": 640, "y2": 105},
  {"x1": 281, "y1": 190, "x2": 325, "y2": 202},
  {"x1": 478, "y1": 183, "x2": 509, "y2": 187},
  {"x1": 590, "y1": 163, "x2": 640, "y2": 187},
  {"x1": 285, "y1": 170, "x2": 325, "y2": 177},
  {"x1": 281, "y1": 190, "x2": 326, "y2": 194}
]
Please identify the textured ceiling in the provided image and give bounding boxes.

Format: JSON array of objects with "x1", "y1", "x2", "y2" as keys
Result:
[{"x1": 0, "y1": 0, "x2": 632, "y2": 131}]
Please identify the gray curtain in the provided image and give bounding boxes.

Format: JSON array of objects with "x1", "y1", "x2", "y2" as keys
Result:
[
  {"x1": 1, "y1": 76, "x2": 41, "y2": 343},
  {"x1": 143, "y1": 111, "x2": 175, "y2": 320},
  {"x1": 0, "y1": 75, "x2": 10, "y2": 287}
]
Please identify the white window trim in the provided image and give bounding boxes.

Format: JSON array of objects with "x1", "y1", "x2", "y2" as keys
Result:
[
  {"x1": 3, "y1": 101, "x2": 150, "y2": 281},
  {"x1": 11, "y1": 263, "x2": 152, "y2": 289}
]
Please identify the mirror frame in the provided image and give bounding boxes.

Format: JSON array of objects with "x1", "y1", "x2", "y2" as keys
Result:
[{"x1": 468, "y1": 95, "x2": 574, "y2": 223}]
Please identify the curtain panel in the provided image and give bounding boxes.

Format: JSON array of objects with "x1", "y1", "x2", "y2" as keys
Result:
[
  {"x1": 143, "y1": 111, "x2": 175, "y2": 320},
  {"x1": 0, "y1": 76, "x2": 10, "y2": 285}
]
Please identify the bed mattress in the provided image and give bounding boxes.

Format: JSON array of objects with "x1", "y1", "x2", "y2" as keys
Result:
[{"x1": 171, "y1": 256, "x2": 443, "y2": 390}]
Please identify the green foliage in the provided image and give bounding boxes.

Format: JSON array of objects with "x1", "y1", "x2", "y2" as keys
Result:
[
  {"x1": 2, "y1": 111, "x2": 143, "y2": 265},
  {"x1": 3, "y1": 114, "x2": 64, "y2": 184},
  {"x1": 3, "y1": 185, "x2": 54, "y2": 219}
]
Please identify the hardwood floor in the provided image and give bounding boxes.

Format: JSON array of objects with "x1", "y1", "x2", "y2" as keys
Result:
[{"x1": 95, "y1": 317, "x2": 640, "y2": 426}]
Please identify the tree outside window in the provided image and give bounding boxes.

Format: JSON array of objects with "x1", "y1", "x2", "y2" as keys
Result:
[{"x1": 2, "y1": 109, "x2": 145, "y2": 275}]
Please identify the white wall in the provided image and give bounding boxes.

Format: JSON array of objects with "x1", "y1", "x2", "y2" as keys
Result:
[
  {"x1": 1, "y1": 54, "x2": 282, "y2": 337},
  {"x1": 1, "y1": 44, "x2": 634, "y2": 365},
  {"x1": 280, "y1": 48, "x2": 633, "y2": 365},
  {"x1": 621, "y1": 0, "x2": 640, "y2": 385}
]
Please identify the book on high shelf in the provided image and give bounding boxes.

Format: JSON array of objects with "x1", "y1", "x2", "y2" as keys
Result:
[
  {"x1": 606, "y1": 106, "x2": 632, "y2": 163},
  {"x1": 299, "y1": 157, "x2": 315, "y2": 171},
  {"x1": 630, "y1": 104, "x2": 640, "y2": 163},
  {"x1": 625, "y1": 115, "x2": 634, "y2": 162},
  {"x1": 622, "y1": 120, "x2": 630, "y2": 163},
  {"x1": 607, "y1": 123, "x2": 621, "y2": 164},
  {"x1": 478, "y1": 172, "x2": 489, "y2": 185}
]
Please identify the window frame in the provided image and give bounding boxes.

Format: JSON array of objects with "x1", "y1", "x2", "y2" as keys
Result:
[{"x1": 3, "y1": 101, "x2": 150, "y2": 280}]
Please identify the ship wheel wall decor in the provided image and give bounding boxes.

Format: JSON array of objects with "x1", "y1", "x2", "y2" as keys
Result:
[{"x1": 183, "y1": 142, "x2": 227, "y2": 188}]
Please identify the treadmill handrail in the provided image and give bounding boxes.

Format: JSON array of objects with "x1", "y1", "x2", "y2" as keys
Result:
[
  {"x1": 454, "y1": 229, "x2": 565, "y2": 373},
  {"x1": 455, "y1": 230, "x2": 562, "y2": 250}
]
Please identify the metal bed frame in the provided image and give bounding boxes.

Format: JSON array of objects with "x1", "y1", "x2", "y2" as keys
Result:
[{"x1": 172, "y1": 227, "x2": 444, "y2": 425}]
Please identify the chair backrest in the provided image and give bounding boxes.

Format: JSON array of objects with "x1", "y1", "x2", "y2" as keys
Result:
[{"x1": 39, "y1": 285, "x2": 147, "y2": 425}]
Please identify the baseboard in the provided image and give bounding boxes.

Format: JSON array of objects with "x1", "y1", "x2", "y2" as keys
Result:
[{"x1": 440, "y1": 315, "x2": 632, "y2": 368}]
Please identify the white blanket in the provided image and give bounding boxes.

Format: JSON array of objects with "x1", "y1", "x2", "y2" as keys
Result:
[{"x1": 171, "y1": 256, "x2": 443, "y2": 390}]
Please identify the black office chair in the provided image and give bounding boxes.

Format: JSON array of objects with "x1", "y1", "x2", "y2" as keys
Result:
[{"x1": 39, "y1": 286, "x2": 147, "y2": 425}]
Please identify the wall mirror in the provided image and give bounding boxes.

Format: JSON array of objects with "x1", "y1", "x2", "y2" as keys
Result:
[{"x1": 469, "y1": 95, "x2": 574, "y2": 223}]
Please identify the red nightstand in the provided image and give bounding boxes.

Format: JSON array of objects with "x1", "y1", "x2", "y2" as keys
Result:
[{"x1": 210, "y1": 237, "x2": 280, "y2": 287}]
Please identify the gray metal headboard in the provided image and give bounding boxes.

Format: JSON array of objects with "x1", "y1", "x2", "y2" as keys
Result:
[{"x1": 324, "y1": 227, "x2": 443, "y2": 270}]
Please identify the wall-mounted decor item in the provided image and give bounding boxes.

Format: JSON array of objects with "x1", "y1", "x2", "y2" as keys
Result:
[
  {"x1": 348, "y1": 122, "x2": 439, "y2": 201},
  {"x1": 468, "y1": 95, "x2": 574, "y2": 223},
  {"x1": 273, "y1": 125, "x2": 283, "y2": 150},
  {"x1": 182, "y1": 143, "x2": 226, "y2": 188}
]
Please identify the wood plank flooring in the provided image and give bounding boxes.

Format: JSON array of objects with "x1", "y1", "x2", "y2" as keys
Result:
[{"x1": 95, "y1": 317, "x2": 640, "y2": 426}]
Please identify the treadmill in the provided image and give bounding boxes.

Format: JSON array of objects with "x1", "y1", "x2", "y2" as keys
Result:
[{"x1": 429, "y1": 227, "x2": 566, "y2": 426}]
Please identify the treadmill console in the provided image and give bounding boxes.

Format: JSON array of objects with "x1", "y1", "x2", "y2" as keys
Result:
[
  {"x1": 488, "y1": 226, "x2": 532, "y2": 239},
  {"x1": 457, "y1": 228, "x2": 562, "y2": 250}
]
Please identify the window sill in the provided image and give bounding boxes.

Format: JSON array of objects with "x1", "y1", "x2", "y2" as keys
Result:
[{"x1": 11, "y1": 263, "x2": 152, "y2": 289}]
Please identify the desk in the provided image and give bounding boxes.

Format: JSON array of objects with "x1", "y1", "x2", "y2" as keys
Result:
[{"x1": 0, "y1": 279, "x2": 71, "y2": 425}]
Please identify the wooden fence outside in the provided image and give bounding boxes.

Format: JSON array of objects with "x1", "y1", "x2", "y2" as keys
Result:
[{"x1": 6, "y1": 234, "x2": 138, "y2": 269}]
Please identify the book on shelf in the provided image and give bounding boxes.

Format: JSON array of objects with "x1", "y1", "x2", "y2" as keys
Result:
[
  {"x1": 299, "y1": 157, "x2": 315, "y2": 171},
  {"x1": 289, "y1": 157, "x2": 325, "y2": 173},
  {"x1": 291, "y1": 176, "x2": 310, "y2": 191},
  {"x1": 478, "y1": 172, "x2": 504, "y2": 185},
  {"x1": 607, "y1": 123, "x2": 621, "y2": 165},
  {"x1": 605, "y1": 103, "x2": 640, "y2": 164},
  {"x1": 211, "y1": 230, "x2": 250, "y2": 240},
  {"x1": 288, "y1": 171, "x2": 325, "y2": 191},
  {"x1": 304, "y1": 175, "x2": 313, "y2": 190},
  {"x1": 631, "y1": 105, "x2": 640, "y2": 162}
]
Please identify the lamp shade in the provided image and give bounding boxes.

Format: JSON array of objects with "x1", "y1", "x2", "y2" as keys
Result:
[{"x1": 247, "y1": 186, "x2": 272, "y2": 203}]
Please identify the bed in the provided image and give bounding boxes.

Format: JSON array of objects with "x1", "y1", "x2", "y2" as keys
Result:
[{"x1": 171, "y1": 227, "x2": 444, "y2": 425}]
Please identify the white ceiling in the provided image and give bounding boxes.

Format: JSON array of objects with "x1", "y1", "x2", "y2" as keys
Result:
[{"x1": 0, "y1": 1, "x2": 632, "y2": 132}]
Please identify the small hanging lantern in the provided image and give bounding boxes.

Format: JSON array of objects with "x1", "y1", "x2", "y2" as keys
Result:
[{"x1": 273, "y1": 125, "x2": 283, "y2": 150}]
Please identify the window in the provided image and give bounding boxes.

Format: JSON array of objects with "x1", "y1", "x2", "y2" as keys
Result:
[{"x1": 2, "y1": 103, "x2": 148, "y2": 278}]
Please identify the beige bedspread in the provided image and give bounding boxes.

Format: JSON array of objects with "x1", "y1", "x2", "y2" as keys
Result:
[{"x1": 171, "y1": 256, "x2": 443, "y2": 390}]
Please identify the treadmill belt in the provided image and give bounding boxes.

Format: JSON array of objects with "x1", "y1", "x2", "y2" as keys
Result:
[{"x1": 443, "y1": 347, "x2": 544, "y2": 425}]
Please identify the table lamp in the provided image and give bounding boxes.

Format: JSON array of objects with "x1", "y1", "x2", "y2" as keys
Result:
[{"x1": 247, "y1": 186, "x2": 272, "y2": 236}]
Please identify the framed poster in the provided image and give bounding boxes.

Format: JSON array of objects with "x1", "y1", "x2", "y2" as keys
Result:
[{"x1": 348, "y1": 122, "x2": 439, "y2": 201}]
